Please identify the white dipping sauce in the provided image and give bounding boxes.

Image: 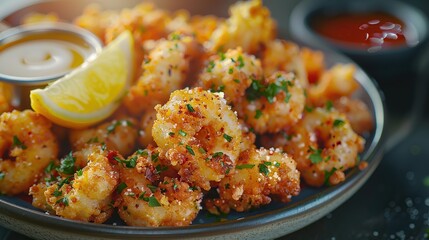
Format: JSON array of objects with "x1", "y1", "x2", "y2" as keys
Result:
[{"x1": 0, "y1": 39, "x2": 90, "y2": 78}]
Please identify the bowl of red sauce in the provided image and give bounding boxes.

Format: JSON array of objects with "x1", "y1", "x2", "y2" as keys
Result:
[{"x1": 289, "y1": 0, "x2": 428, "y2": 81}]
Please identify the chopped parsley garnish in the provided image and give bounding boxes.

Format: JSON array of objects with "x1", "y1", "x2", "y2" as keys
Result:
[
  {"x1": 326, "y1": 100, "x2": 333, "y2": 111},
  {"x1": 168, "y1": 132, "x2": 175, "y2": 137},
  {"x1": 258, "y1": 163, "x2": 269, "y2": 176},
  {"x1": 136, "y1": 149, "x2": 148, "y2": 157},
  {"x1": 58, "y1": 152, "x2": 76, "y2": 175},
  {"x1": 151, "y1": 152, "x2": 159, "y2": 162},
  {"x1": 86, "y1": 137, "x2": 99, "y2": 144},
  {"x1": 228, "y1": 67, "x2": 234, "y2": 74},
  {"x1": 147, "y1": 184, "x2": 157, "y2": 193},
  {"x1": 178, "y1": 130, "x2": 187, "y2": 137},
  {"x1": 12, "y1": 135, "x2": 27, "y2": 149},
  {"x1": 236, "y1": 164, "x2": 255, "y2": 169},
  {"x1": 304, "y1": 105, "x2": 314, "y2": 113},
  {"x1": 0, "y1": 172, "x2": 5, "y2": 180},
  {"x1": 56, "y1": 197, "x2": 69, "y2": 206},
  {"x1": 212, "y1": 152, "x2": 223, "y2": 158},
  {"x1": 237, "y1": 55, "x2": 245, "y2": 69},
  {"x1": 254, "y1": 109, "x2": 263, "y2": 119},
  {"x1": 116, "y1": 182, "x2": 128, "y2": 194},
  {"x1": 76, "y1": 169, "x2": 83, "y2": 177},
  {"x1": 57, "y1": 176, "x2": 72, "y2": 188},
  {"x1": 198, "y1": 147, "x2": 207, "y2": 154},
  {"x1": 170, "y1": 33, "x2": 181, "y2": 40},
  {"x1": 309, "y1": 147, "x2": 323, "y2": 164},
  {"x1": 246, "y1": 77, "x2": 292, "y2": 104},
  {"x1": 324, "y1": 167, "x2": 337, "y2": 186},
  {"x1": 210, "y1": 84, "x2": 225, "y2": 92},
  {"x1": 155, "y1": 165, "x2": 168, "y2": 174},
  {"x1": 206, "y1": 61, "x2": 215, "y2": 73},
  {"x1": 53, "y1": 189, "x2": 62, "y2": 197},
  {"x1": 107, "y1": 120, "x2": 133, "y2": 134},
  {"x1": 233, "y1": 79, "x2": 240, "y2": 83},
  {"x1": 218, "y1": 52, "x2": 226, "y2": 61},
  {"x1": 114, "y1": 156, "x2": 137, "y2": 168},
  {"x1": 223, "y1": 133, "x2": 232, "y2": 142},
  {"x1": 274, "y1": 162, "x2": 281, "y2": 167},
  {"x1": 186, "y1": 145, "x2": 195, "y2": 155},
  {"x1": 148, "y1": 196, "x2": 161, "y2": 207},
  {"x1": 45, "y1": 161, "x2": 56, "y2": 173},
  {"x1": 186, "y1": 104, "x2": 195, "y2": 112},
  {"x1": 333, "y1": 119, "x2": 345, "y2": 128}
]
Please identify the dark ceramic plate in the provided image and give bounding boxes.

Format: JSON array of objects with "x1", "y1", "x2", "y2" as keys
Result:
[{"x1": 0, "y1": 1, "x2": 385, "y2": 239}]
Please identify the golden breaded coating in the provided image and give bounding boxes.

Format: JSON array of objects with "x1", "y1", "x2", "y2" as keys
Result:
[
  {"x1": 124, "y1": 33, "x2": 202, "y2": 116},
  {"x1": 43, "y1": 145, "x2": 119, "y2": 223},
  {"x1": 236, "y1": 72, "x2": 306, "y2": 134},
  {"x1": 283, "y1": 108, "x2": 365, "y2": 187},
  {"x1": 152, "y1": 88, "x2": 242, "y2": 190},
  {"x1": 208, "y1": 0, "x2": 276, "y2": 53},
  {"x1": 0, "y1": 110, "x2": 59, "y2": 195},
  {"x1": 115, "y1": 148, "x2": 202, "y2": 226},
  {"x1": 205, "y1": 147, "x2": 300, "y2": 214},
  {"x1": 197, "y1": 47, "x2": 263, "y2": 105}
]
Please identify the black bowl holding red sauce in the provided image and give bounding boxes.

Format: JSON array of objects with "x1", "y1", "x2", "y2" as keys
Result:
[{"x1": 290, "y1": 0, "x2": 428, "y2": 81}]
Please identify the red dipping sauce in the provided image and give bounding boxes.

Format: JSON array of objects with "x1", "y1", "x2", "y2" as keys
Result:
[{"x1": 312, "y1": 12, "x2": 409, "y2": 52}]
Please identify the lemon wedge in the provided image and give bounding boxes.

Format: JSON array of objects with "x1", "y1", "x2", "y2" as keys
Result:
[{"x1": 30, "y1": 31, "x2": 134, "y2": 129}]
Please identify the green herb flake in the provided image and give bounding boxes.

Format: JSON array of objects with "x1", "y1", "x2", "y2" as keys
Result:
[
  {"x1": 151, "y1": 152, "x2": 159, "y2": 162},
  {"x1": 186, "y1": 145, "x2": 195, "y2": 155},
  {"x1": 218, "y1": 52, "x2": 226, "y2": 61},
  {"x1": 136, "y1": 149, "x2": 148, "y2": 157},
  {"x1": 58, "y1": 152, "x2": 76, "y2": 175},
  {"x1": 57, "y1": 176, "x2": 72, "y2": 188},
  {"x1": 0, "y1": 172, "x2": 5, "y2": 180},
  {"x1": 56, "y1": 197, "x2": 69, "y2": 206},
  {"x1": 107, "y1": 120, "x2": 133, "y2": 134},
  {"x1": 212, "y1": 152, "x2": 224, "y2": 158},
  {"x1": 76, "y1": 169, "x2": 83, "y2": 177},
  {"x1": 186, "y1": 104, "x2": 195, "y2": 112},
  {"x1": 274, "y1": 162, "x2": 281, "y2": 168},
  {"x1": 254, "y1": 109, "x2": 263, "y2": 119},
  {"x1": 53, "y1": 189, "x2": 62, "y2": 197},
  {"x1": 333, "y1": 119, "x2": 345, "y2": 128},
  {"x1": 258, "y1": 163, "x2": 269, "y2": 176},
  {"x1": 237, "y1": 55, "x2": 245, "y2": 69},
  {"x1": 168, "y1": 132, "x2": 175, "y2": 137},
  {"x1": 12, "y1": 135, "x2": 27, "y2": 149},
  {"x1": 206, "y1": 60, "x2": 215, "y2": 73},
  {"x1": 309, "y1": 148, "x2": 323, "y2": 164},
  {"x1": 86, "y1": 137, "x2": 99, "y2": 144},
  {"x1": 236, "y1": 164, "x2": 255, "y2": 169},
  {"x1": 126, "y1": 156, "x2": 137, "y2": 168},
  {"x1": 304, "y1": 105, "x2": 314, "y2": 113},
  {"x1": 228, "y1": 67, "x2": 234, "y2": 74},
  {"x1": 45, "y1": 161, "x2": 56, "y2": 173},
  {"x1": 324, "y1": 167, "x2": 337, "y2": 186},
  {"x1": 178, "y1": 130, "x2": 187, "y2": 137},
  {"x1": 147, "y1": 184, "x2": 157, "y2": 193},
  {"x1": 155, "y1": 164, "x2": 168, "y2": 174},
  {"x1": 198, "y1": 147, "x2": 207, "y2": 154},
  {"x1": 326, "y1": 100, "x2": 333, "y2": 111},
  {"x1": 148, "y1": 196, "x2": 161, "y2": 207},
  {"x1": 116, "y1": 182, "x2": 128, "y2": 194},
  {"x1": 223, "y1": 133, "x2": 233, "y2": 142},
  {"x1": 170, "y1": 33, "x2": 181, "y2": 41},
  {"x1": 233, "y1": 79, "x2": 240, "y2": 83}
]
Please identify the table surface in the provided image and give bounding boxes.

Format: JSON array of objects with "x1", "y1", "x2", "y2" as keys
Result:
[{"x1": 1, "y1": 0, "x2": 429, "y2": 239}]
